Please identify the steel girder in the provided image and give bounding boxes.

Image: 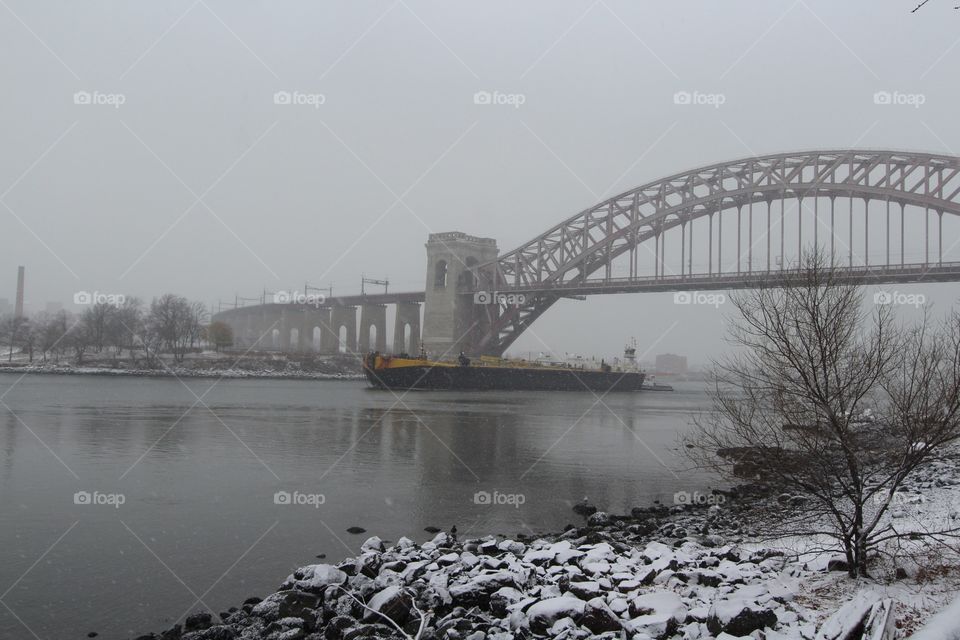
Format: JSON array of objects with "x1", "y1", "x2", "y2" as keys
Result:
[{"x1": 473, "y1": 150, "x2": 960, "y2": 355}]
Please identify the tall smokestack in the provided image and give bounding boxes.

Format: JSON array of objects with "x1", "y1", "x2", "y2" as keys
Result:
[{"x1": 14, "y1": 266, "x2": 24, "y2": 318}]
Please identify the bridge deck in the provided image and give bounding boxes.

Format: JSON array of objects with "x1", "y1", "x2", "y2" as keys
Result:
[
  {"x1": 217, "y1": 262, "x2": 960, "y2": 317},
  {"x1": 215, "y1": 291, "x2": 425, "y2": 317},
  {"x1": 494, "y1": 261, "x2": 960, "y2": 297}
]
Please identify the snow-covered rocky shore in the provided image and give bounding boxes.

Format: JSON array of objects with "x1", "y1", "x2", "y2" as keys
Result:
[
  {"x1": 135, "y1": 459, "x2": 960, "y2": 640},
  {"x1": 0, "y1": 363, "x2": 364, "y2": 380}
]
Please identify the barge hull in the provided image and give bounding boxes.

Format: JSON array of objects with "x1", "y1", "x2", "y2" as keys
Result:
[{"x1": 364, "y1": 364, "x2": 644, "y2": 392}]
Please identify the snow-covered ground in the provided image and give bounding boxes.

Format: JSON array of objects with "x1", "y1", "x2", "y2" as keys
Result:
[
  {"x1": 139, "y1": 459, "x2": 960, "y2": 640},
  {"x1": 0, "y1": 350, "x2": 364, "y2": 380}
]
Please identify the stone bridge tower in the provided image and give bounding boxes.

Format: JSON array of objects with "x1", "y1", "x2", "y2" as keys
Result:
[{"x1": 421, "y1": 232, "x2": 498, "y2": 358}]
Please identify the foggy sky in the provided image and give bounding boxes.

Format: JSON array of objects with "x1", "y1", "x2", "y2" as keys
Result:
[{"x1": 2, "y1": 0, "x2": 958, "y2": 364}]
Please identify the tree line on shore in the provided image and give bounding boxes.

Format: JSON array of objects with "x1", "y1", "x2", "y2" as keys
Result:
[{"x1": 0, "y1": 294, "x2": 234, "y2": 365}]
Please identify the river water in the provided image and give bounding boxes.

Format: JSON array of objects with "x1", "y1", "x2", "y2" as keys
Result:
[{"x1": 0, "y1": 373, "x2": 715, "y2": 639}]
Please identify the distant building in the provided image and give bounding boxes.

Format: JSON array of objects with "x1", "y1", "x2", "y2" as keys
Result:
[{"x1": 655, "y1": 353, "x2": 688, "y2": 375}]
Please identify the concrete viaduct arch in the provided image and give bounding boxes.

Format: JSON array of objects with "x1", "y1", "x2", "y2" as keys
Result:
[{"x1": 213, "y1": 150, "x2": 960, "y2": 360}]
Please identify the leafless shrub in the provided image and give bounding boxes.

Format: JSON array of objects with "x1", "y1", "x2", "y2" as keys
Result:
[{"x1": 684, "y1": 251, "x2": 960, "y2": 577}]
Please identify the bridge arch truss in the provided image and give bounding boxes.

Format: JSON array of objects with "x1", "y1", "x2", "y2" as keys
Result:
[{"x1": 472, "y1": 150, "x2": 960, "y2": 355}]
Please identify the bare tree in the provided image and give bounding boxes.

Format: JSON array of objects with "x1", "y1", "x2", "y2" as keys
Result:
[
  {"x1": 64, "y1": 316, "x2": 93, "y2": 365},
  {"x1": 82, "y1": 302, "x2": 115, "y2": 353},
  {"x1": 0, "y1": 314, "x2": 30, "y2": 362},
  {"x1": 146, "y1": 294, "x2": 195, "y2": 362},
  {"x1": 684, "y1": 252, "x2": 960, "y2": 578},
  {"x1": 187, "y1": 301, "x2": 207, "y2": 352},
  {"x1": 106, "y1": 297, "x2": 144, "y2": 364},
  {"x1": 20, "y1": 317, "x2": 36, "y2": 362},
  {"x1": 42, "y1": 311, "x2": 71, "y2": 363},
  {"x1": 206, "y1": 321, "x2": 234, "y2": 352}
]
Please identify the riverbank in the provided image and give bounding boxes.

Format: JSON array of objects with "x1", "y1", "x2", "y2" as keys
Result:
[
  {"x1": 136, "y1": 455, "x2": 960, "y2": 640},
  {"x1": 0, "y1": 352, "x2": 364, "y2": 381}
]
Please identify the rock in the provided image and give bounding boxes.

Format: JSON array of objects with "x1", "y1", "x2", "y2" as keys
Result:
[
  {"x1": 285, "y1": 565, "x2": 349, "y2": 593},
  {"x1": 341, "y1": 623, "x2": 396, "y2": 639},
  {"x1": 815, "y1": 592, "x2": 891, "y2": 640},
  {"x1": 572, "y1": 500, "x2": 598, "y2": 516},
  {"x1": 251, "y1": 590, "x2": 323, "y2": 622},
  {"x1": 184, "y1": 612, "x2": 213, "y2": 632},
  {"x1": 580, "y1": 597, "x2": 621, "y2": 634},
  {"x1": 707, "y1": 600, "x2": 778, "y2": 636},
  {"x1": 567, "y1": 580, "x2": 602, "y2": 600},
  {"x1": 346, "y1": 527, "x2": 367, "y2": 535},
  {"x1": 526, "y1": 597, "x2": 586, "y2": 634},
  {"x1": 587, "y1": 511, "x2": 611, "y2": 527},
  {"x1": 630, "y1": 591, "x2": 688, "y2": 621},
  {"x1": 87, "y1": 634, "x2": 98, "y2": 638},
  {"x1": 181, "y1": 628, "x2": 237, "y2": 640},
  {"x1": 323, "y1": 616, "x2": 355, "y2": 640},
  {"x1": 497, "y1": 539, "x2": 525, "y2": 556},
  {"x1": 279, "y1": 591, "x2": 324, "y2": 618},
  {"x1": 360, "y1": 537, "x2": 384, "y2": 553},
  {"x1": 826, "y1": 557, "x2": 849, "y2": 573},
  {"x1": 159, "y1": 624, "x2": 181, "y2": 640},
  {"x1": 424, "y1": 526, "x2": 441, "y2": 533},
  {"x1": 363, "y1": 586, "x2": 413, "y2": 626},
  {"x1": 489, "y1": 587, "x2": 524, "y2": 617}
]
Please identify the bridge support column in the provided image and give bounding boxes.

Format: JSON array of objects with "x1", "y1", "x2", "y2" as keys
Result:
[
  {"x1": 421, "y1": 232, "x2": 499, "y2": 358},
  {"x1": 279, "y1": 308, "x2": 293, "y2": 351},
  {"x1": 242, "y1": 313, "x2": 255, "y2": 349},
  {"x1": 313, "y1": 308, "x2": 338, "y2": 354},
  {"x1": 393, "y1": 302, "x2": 420, "y2": 354},
  {"x1": 359, "y1": 304, "x2": 387, "y2": 353},
  {"x1": 299, "y1": 310, "x2": 315, "y2": 352},
  {"x1": 260, "y1": 307, "x2": 282, "y2": 350},
  {"x1": 330, "y1": 306, "x2": 357, "y2": 354}
]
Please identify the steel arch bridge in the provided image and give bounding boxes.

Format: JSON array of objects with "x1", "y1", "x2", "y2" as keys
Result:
[{"x1": 469, "y1": 149, "x2": 960, "y2": 355}]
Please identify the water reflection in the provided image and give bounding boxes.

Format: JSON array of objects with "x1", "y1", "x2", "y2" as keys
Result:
[{"x1": 0, "y1": 374, "x2": 713, "y2": 639}]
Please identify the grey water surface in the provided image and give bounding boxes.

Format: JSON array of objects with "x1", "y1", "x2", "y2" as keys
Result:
[{"x1": 0, "y1": 373, "x2": 715, "y2": 639}]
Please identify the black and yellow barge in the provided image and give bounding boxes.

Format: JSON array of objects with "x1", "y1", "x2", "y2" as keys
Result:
[{"x1": 362, "y1": 352, "x2": 645, "y2": 392}]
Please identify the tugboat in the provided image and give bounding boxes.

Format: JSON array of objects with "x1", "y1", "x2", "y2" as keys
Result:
[{"x1": 363, "y1": 346, "x2": 645, "y2": 392}]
